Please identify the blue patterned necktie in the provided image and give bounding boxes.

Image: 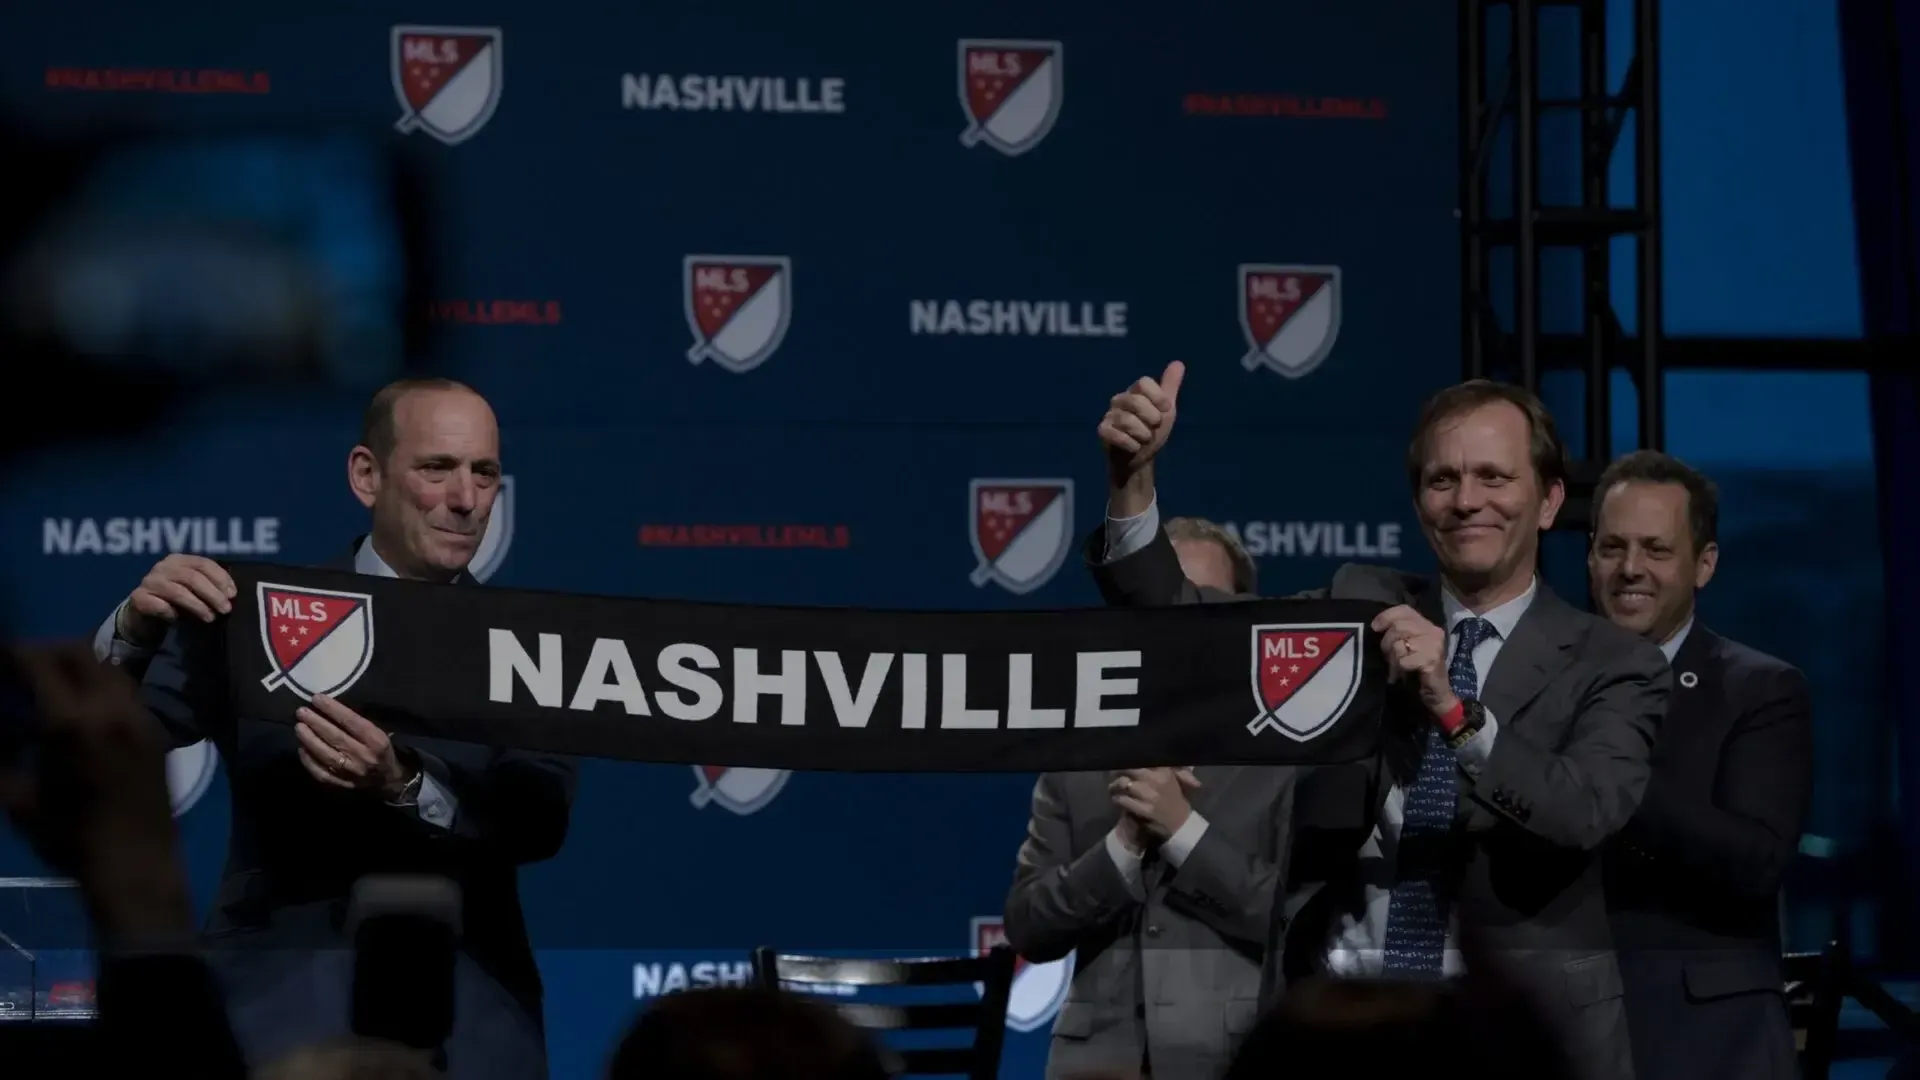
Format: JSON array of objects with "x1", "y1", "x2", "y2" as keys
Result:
[{"x1": 1380, "y1": 615, "x2": 1497, "y2": 977}]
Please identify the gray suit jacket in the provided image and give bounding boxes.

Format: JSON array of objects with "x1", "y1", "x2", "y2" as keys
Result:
[
  {"x1": 1003, "y1": 766, "x2": 1297, "y2": 1080},
  {"x1": 1086, "y1": 524, "x2": 1672, "y2": 1080}
]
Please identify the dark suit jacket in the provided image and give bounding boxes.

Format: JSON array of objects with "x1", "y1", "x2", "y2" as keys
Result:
[
  {"x1": 1087, "y1": 524, "x2": 1671, "y2": 1080},
  {"x1": 127, "y1": 540, "x2": 577, "y2": 1027},
  {"x1": 1605, "y1": 624, "x2": 1813, "y2": 1080}
]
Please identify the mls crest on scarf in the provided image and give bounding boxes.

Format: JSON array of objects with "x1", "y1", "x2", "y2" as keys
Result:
[
  {"x1": 257, "y1": 582, "x2": 377, "y2": 701},
  {"x1": 1247, "y1": 623, "x2": 1364, "y2": 741},
  {"x1": 1239, "y1": 264, "x2": 1343, "y2": 379},
  {"x1": 391, "y1": 25, "x2": 504, "y2": 146},
  {"x1": 969, "y1": 478, "x2": 1075, "y2": 594},
  {"x1": 684, "y1": 255, "x2": 794, "y2": 374},
  {"x1": 957, "y1": 39, "x2": 1064, "y2": 156},
  {"x1": 973, "y1": 916, "x2": 1072, "y2": 1032}
]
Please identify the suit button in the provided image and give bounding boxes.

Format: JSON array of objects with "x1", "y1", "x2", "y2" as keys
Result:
[{"x1": 1146, "y1": 924, "x2": 1162, "y2": 937}]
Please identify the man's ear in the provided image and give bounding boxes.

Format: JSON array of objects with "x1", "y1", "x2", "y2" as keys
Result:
[
  {"x1": 347, "y1": 447, "x2": 381, "y2": 510},
  {"x1": 1537, "y1": 479, "x2": 1566, "y2": 531},
  {"x1": 1693, "y1": 541, "x2": 1719, "y2": 590}
]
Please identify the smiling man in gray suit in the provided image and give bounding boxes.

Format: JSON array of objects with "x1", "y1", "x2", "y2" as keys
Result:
[{"x1": 1083, "y1": 365, "x2": 1671, "y2": 1080}]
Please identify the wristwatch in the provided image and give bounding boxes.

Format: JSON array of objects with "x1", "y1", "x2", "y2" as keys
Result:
[
  {"x1": 1443, "y1": 698, "x2": 1487, "y2": 750},
  {"x1": 386, "y1": 766, "x2": 424, "y2": 807}
]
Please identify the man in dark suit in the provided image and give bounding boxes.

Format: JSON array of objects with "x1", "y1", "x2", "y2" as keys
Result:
[
  {"x1": 89, "y1": 377, "x2": 577, "y2": 1078},
  {"x1": 1086, "y1": 364, "x2": 1671, "y2": 1080},
  {"x1": 1588, "y1": 450, "x2": 1812, "y2": 1080}
]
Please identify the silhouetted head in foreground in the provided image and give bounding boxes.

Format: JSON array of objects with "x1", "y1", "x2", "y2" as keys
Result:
[
  {"x1": 1224, "y1": 974, "x2": 1576, "y2": 1080},
  {"x1": 254, "y1": 1037, "x2": 443, "y2": 1080},
  {"x1": 607, "y1": 987, "x2": 894, "y2": 1080}
]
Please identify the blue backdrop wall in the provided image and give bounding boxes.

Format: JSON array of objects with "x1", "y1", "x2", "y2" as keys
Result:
[{"x1": 0, "y1": 1, "x2": 1883, "y2": 1078}]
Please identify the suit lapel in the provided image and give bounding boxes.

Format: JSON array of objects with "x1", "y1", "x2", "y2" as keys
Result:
[
  {"x1": 1669, "y1": 624, "x2": 1717, "y2": 700},
  {"x1": 1478, "y1": 584, "x2": 1582, "y2": 723},
  {"x1": 330, "y1": 538, "x2": 362, "y2": 572},
  {"x1": 1656, "y1": 623, "x2": 1720, "y2": 749}
]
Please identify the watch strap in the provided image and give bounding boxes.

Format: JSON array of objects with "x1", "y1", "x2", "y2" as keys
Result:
[
  {"x1": 1444, "y1": 699, "x2": 1486, "y2": 749},
  {"x1": 386, "y1": 769, "x2": 424, "y2": 807}
]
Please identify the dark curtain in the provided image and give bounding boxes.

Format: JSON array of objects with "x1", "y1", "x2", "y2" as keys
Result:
[{"x1": 1838, "y1": 0, "x2": 1918, "y2": 967}]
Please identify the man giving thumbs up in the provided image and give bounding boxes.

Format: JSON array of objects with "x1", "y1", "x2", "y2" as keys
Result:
[
  {"x1": 1003, "y1": 360, "x2": 1300, "y2": 1079},
  {"x1": 1096, "y1": 361, "x2": 1187, "y2": 526}
]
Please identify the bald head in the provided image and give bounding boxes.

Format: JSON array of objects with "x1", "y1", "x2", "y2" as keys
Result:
[
  {"x1": 1166, "y1": 517, "x2": 1257, "y2": 594},
  {"x1": 348, "y1": 378, "x2": 502, "y2": 580}
]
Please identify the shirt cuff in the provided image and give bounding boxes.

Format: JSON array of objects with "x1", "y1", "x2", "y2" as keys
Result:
[
  {"x1": 1451, "y1": 709, "x2": 1500, "y2": 777},
  {"x1": 413, "y1": 769, "x2": 458, "y2": 829},
  {"x1": 93, "y1": 604, "x2": 157, "y2": 667},
  {"x1": 1159, "y1": 811, "x2": 1210, "y2": 867},
  {"x1": 1102, "y1": 496, "x2": 1160, "y2": 563},
  {"x1": 1104, "y1": 827, "x2": 1147, "y2": 900}
]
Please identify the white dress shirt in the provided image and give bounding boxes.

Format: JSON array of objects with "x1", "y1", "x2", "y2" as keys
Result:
[
  {"x1": 91, "y1": 540, "x2": 459, "y2": 829},
  {"x1": 1659, "y1": 616, "x2": 1693, "y2": 662},
  {"x1": 1102, "y1": 495, "x2": 1521, "y2": 974}
]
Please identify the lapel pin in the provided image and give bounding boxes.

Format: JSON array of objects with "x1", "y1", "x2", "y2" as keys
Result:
[{"x1": 1679, "y1": 671, "x2": 1698, "y2": 689}]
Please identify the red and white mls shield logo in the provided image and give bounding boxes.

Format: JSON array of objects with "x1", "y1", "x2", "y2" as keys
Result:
[
  {"x1": 1248, "y1": 624, "x2": 1364, "y2": 742},
  {"x1": 392, "y1": 25, "x2": 504, "y2": 146},
  {"x1": 689, "y1": 765, "x2": 791, "y2": 816},
  {"x1": 684, "y1": 255, "x2": 793, "y2": 374},
  {"x1": 972, "y1": 916, "x2": 1072, "y2": 1033},
  {"x1": 257, "y1": 583, "x2": 376, "y2": 701},
  {"x1": 468, "y1": 475, "x2": 515, "y2": 583},
  {"x1": 958, "y1": 39, "x2": 1064, "y2": 156},
  {"x1": 1239, "y1": 264, "x2": 1342, "y2": 379},
  {"x1": 969, "y1": 478, "x2": 1074, "y2": 595}
]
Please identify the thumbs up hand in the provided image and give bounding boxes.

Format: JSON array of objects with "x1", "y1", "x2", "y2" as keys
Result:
[{"x1": 1098, "y1": 361, "x2": 1186, "y2": 488}]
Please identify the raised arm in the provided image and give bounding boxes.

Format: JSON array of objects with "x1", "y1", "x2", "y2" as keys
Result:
[{"x1": 1086, "y1": 362, "x2": 1263, "y2": 607}]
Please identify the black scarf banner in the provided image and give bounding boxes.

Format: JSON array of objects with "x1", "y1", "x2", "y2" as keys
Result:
[{"x1": 219, "y1": 562, "x2": 1390, "y2": 771}]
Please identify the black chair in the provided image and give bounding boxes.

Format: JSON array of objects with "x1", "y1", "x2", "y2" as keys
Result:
[
  {"x1": 751, "y1": 946, "x2": 1017, "y2": 1080},
  {"x1": 1783, "y1": 941, "x2": 1847, "y2": 1080},
  {"x1": 1784, "y1": 937, "x2": 1920, "y2": 1078}
]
